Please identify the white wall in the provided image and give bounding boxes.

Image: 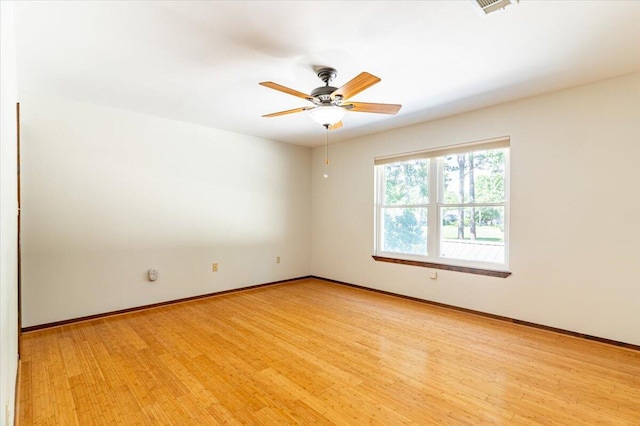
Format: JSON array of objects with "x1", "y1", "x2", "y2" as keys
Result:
[
  {"x1": 0, "y1": 1, "x2": 19, "y2": 424},
  {"x1": 18, "y1": 72, "x2": 640, "y2": 346},
  {"x1": 21, "y1": 94, "x2": 311, "y2": 327},
  {"x1": 311, "y1": 73, "x2": 640, "y2": 346}
]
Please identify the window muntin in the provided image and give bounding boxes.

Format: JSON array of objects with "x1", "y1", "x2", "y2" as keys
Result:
[{"x1": 375, "y1": 141, "x2": 509, "y2": 270}]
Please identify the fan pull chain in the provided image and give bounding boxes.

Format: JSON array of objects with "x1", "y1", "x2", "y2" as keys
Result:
[{"x1": 323, "y1": 126, "x2": 329, "y2": 178}]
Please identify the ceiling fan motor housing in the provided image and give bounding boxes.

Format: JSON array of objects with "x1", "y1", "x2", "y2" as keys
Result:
[{"x1": 311, "y1": 85, "x2": 339, "y2": 102}]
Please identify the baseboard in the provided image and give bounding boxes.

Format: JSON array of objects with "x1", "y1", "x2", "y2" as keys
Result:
[
  {"x1": 22, "y1": 276, "x2": 313, "y2": 332},
  {"x1": 310, "y1": 275, "x2": 640, "y2": 352},
  {"x1": 13, "y1": 359, "x2": 20, "y2": 426}
]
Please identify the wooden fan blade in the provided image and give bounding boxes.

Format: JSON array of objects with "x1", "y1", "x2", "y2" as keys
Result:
[
  {"x1": 262, "y1": 107, "x2": 310, "y2": 118},
  {"x1": 328, "y1": 121, "x2": 343, "y2": 130},
  {"x1": 331, "y1": 72, "x2": 381, "y2": 100},
  {"x1": 259, "y1": 82, "x2": 312, "y2": 100},
  {"x1": 344, "y1": 102, "x2": 402, "y2": 115}
]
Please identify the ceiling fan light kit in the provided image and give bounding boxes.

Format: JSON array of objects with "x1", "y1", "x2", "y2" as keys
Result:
[{"x1": 308, "y1": 105, "x2": 346, "y2": 126}]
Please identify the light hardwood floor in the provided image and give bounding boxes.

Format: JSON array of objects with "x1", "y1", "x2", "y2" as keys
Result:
[{"x1": 18, "y1": 278, "x2": 640, "y2": 425}]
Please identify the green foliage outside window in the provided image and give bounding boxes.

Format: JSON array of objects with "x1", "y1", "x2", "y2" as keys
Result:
[
  {"x1": 382, "y1": 160, "x2": 429, "y2": 254},
  {"x1": 383, "y1": 209, "x2": 427, "y2": 254}
]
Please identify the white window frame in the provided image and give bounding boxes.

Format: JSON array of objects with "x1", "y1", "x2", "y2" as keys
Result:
[{"x1": 374, "y1": 137, "x2": 510, "y2": 272}]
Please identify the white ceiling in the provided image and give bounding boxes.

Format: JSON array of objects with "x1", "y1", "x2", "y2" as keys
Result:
[{"x1": 14, "y1": 1, "x2": 640, "y2": 147}]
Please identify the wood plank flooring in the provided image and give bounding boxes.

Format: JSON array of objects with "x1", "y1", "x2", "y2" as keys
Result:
[{"x1": 18, "y1": 278, "x2": 640, "y2": 425}]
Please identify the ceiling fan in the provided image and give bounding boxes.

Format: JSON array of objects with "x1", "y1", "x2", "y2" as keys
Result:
[{"x1": 259, "y1": 67, "x2": 402, "y2": 130}]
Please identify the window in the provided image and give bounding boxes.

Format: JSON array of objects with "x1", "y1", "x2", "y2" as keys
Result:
[{"x1": 374, "y1": 137, "x2": 510, "y2": 275}]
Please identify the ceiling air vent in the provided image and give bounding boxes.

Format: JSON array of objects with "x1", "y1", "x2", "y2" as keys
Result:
[{"x1": 475, "y1": 0, "x2": 516, "y2": 15}]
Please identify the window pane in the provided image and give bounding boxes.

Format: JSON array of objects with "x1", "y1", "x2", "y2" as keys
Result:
[
  {"x1": 381, "y1": 207, "x2": 428, "y2": 255},
  {"x1": 440, "y1": 207, "x2": 505, "y2": 263},
  {"x1": 442, "y1": 149, "x2": 506, "y2": 204},
  {"x1": 383, "y1": 159, "x2": 429, "y2": 205}
]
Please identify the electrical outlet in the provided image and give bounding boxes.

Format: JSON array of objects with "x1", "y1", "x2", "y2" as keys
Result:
[
  {"x1": 212, "y1": 263, "x2": 218, "y2": 272},
  {"x1": 430, "y1": 270, "x2": 438, "y2": 280},
  {"x1": 148, "y1": 268, "x2": 159, "y2": 281},
  {"x1": 276, "y1": 256, "x2": 281, "y2": 264}
]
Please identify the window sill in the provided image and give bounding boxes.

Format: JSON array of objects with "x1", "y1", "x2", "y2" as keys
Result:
[{"x1": 372, "y1": 255, "x2": 512, "y2": 278}]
